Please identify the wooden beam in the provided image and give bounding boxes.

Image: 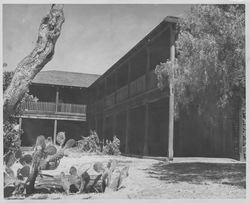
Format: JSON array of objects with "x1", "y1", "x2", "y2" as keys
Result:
[
  {"x1": 125, "y1": 107, "x2": 130, "y2": 154},
  {"x1": 102, "y1": 115, "x2": 106, "y2": 141},
  {"x1": 143, "y1": 103, "x2": 149, "y2": 155},
  {"x1": 20, "y1": 113, "x2": 86, "y2": 121},
  {"x1": 113, "y1": 113, "x2": 117, "y2": 137},
  {"x1": 168, "y1": 24, "x2": 175, "y2": 161},
  {"x1": 146, "y1": 46, "x2": 150, "y2": 90},
  {"x1": 128, "y1": 61, "x2": 131, "y2": 99},
  {"x1": 95, "y1": 116, "x2": 98, "y2": 131},
  {"x1": 53, "y1": 119, "x2": 57, "y2": 144}
]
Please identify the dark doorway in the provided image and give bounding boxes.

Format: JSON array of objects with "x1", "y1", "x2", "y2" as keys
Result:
[
  {"x1": 96, "y1": 116, "x2": 104, "y2": 140},
  {"x1": 129, "y1": 106, "x2": 145, "y2": 155},
  {"x1": 57, "y1": 120, "x2": 87, "y2": 142},
  {"x1": 148, "y1": 98, "x2": 169, "y2": 156},
  {"x1": 104, "y1": 115, "x2": 114, "y2": 141},
  {"x1": 21, "y1": 118, "x2": 54, "y2": 146},
  {"x1": 115, "y1": 111, "x2": 126, "y2": 153}
]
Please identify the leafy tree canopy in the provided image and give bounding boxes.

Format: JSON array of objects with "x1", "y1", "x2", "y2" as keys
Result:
[{"x1": 156, "y1": 4, "x2": 245, "y2": 117}]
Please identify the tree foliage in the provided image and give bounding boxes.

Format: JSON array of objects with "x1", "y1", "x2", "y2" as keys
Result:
[{"x1": 156, "y1": 4, "x2": 245, "y2": 118}]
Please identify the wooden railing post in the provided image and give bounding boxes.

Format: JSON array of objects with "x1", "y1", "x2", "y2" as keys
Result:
[
  {"x1": 53, "y1": 119, "x2": 57, "y2": 144},
  {"x1": 55, "y1": 87, "x2": 59, "y2": 112}
]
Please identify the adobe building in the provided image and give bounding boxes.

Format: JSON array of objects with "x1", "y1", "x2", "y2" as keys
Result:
[
  {"x1": 19, "y1": 70, "x2": 99, "y2": 146},
  {"x1": 20, "y1": 16, "x2": 244, "y2": 160}
]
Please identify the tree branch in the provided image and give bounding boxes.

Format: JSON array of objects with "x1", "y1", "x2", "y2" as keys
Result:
[{"x1": 3, "y1": 4, "x2": 65, "y2": 121}]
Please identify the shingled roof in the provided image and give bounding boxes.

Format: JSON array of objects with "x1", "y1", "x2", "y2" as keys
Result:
[{"x1": 32, "y1": 70, "x2": 100, "y2": 88}]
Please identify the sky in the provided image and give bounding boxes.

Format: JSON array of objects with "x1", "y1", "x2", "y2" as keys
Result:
[{"x1": 3, "y1": 4, "x2": 190, "y2": 75}]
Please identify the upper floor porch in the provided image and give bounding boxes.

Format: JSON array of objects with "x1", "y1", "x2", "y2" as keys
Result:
[
  {"x1": 21, "y1": 83, "x2": 88, "y2": 121},
  {"x1": 89, "y1": 21, "x2": 176, "y2": 113},
  {"x1": 21, "y1": 101, "x2": 87, "y2": 121}
]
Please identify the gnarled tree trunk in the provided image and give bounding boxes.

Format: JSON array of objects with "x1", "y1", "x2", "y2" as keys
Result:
[{"x1": 3, "y1": 4, "x2": 65, "y2": 121}]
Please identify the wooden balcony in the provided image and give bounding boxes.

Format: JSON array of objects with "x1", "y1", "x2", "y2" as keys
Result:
[
  {"x1": 21, "y1": 101, "x2": 86, "y2": 115},
  {"x1": 148, "y1": 70, "x2": 158, "y2": 90},
  {"x1": 116, "y1": 85, "x2": 128, "y2": 103},
  {"x1": 95, "y1": 99, "x2": 104, "y2": 113},
  {"x1": 130, "y1": 75, "x2": 146, "y2": 96},
  {"x1": 58, "y1": 103, "x2": 86, "y2": 115},
  {"x1": 105, "y1": 93, "x2": 115, "y2": 108}
]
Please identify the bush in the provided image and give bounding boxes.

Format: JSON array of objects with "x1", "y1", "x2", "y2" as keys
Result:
[
  {"x1": 3, "y1": 121, "x2": 22, "y2": 155},
  {"x1": 77, "y1": 130, "x2": 101, "y2": 152},
  {"x1": 77, "y1": 131, "x2": 121, "y2": 155},
  {"x1": 103, "y1": 136, "x2": 121, "y2": 155}
]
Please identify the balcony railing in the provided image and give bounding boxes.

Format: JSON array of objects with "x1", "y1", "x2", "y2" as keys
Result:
[
  {"x1": 148, "y1": 70, "x2": 158, "y2": 90},
  {"x1": 130, "y1": 75, "x2": 146, "y2": 96},
  {"x1": 21, "y1": 101, "x2": 86, "y2": 115},
  {"x1": 116, "y1": 85, "x2": 128, "y2": 103},
  {"x1": 58, "y1": 103, "x2": 86, "y2": 114},
  {"x1": 95, "y1": 99, "x2": 104, "y2": 113},
  {"x1": 105, "y1": 93, "x2": 115, "y2": 108}
]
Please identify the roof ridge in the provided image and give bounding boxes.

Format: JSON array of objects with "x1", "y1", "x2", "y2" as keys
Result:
[{"x1": 40, "y1": 70, "x2": 100, "y2": 76}]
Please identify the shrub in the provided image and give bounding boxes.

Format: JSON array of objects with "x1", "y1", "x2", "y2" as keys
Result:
[
  {"x1": 103, "y1": 136, "x2": 121, "y2": 155},
  {"x1": 77, "y1": 130, "x2": 101, "y2": 152},
  {"x1": 77, "y1": 131, "x2": 121, "y2": 155},
  {"x1": 3, "y1": 121, "x2": 22, "y2": 155}
]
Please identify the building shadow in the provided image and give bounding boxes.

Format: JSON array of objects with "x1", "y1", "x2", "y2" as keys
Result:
[{"x1": 143, "y1": 162, "x2": 246, "y2": 188}]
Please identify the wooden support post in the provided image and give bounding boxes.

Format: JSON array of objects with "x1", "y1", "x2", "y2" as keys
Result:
[
  {"x1": 125, "y1": 108, "x2": 130, "y2": 154},
  {"x1": 128, "y1": 61, "x2": 131, "y2": 98},
  {"x1": 95, "y1": 116, "x2": 98, "y2": 131},
  {"x1": 55, "y1": 87, "x2": 59, "y2": 112},
  {"x1": 19, "y1": 117, "x2": 22, "y2": 130},
  {"x1": 103, "y1": 116, "x2": 106, "y2": 141},
  {"x1": 168, "y1": 82, "x2": 174, "y2": 161},
  {"x1": 168, "y1": 24, "x2": 175, "y2": 161},
  {"x1": 113, "y1": 113, "x2": 117, "y2": 137},
  {"x1": 53, "y1": 119, "x2": 57, "y2": 144},
  {"x1": 146, "y1": 46, "x2": 150, "y2": 90},
  {"x1": 143, "y1": 103, "x2": 149, "y2": 155}
]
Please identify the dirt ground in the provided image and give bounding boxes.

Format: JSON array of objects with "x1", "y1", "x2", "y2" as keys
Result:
[{"x1": 10, "y1": 149, "x2": 246, "y2": 199}]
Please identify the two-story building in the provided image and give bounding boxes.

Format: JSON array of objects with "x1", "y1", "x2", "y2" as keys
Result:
[
  {"x1": 87, "y1": 16, "x2": 243, "y2": 160},
  {"x1": 19, "y1": 16, "x2": 243, "y2": 160},
  {"x1": 19, "y1": 70, "x2": 99, "y2": 146}
]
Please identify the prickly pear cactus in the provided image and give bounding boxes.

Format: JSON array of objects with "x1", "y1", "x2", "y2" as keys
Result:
[{"x1": 56, "y1": 132, "x2": 66, "y2": 147}]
